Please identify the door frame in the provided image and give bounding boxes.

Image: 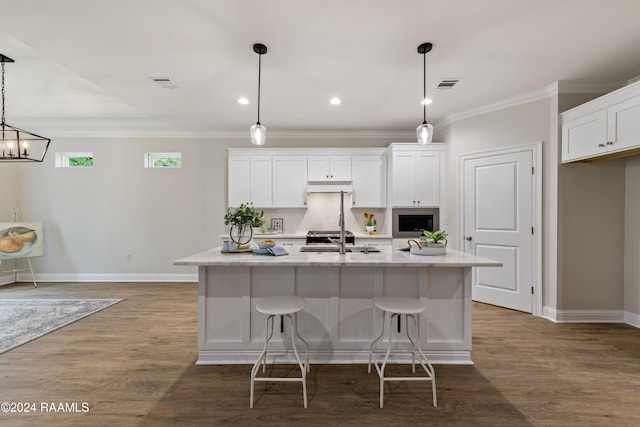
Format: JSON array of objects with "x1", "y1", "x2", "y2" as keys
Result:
[{"x1": 458, "y1": 142, "x2": 543, "y2": 316}]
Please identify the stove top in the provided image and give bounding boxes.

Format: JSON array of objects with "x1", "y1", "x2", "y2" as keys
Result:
[{"x1": 306, "y1": 230, "x2": 355, "y2": 244}]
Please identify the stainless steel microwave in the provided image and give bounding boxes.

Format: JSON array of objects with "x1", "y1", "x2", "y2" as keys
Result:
[{"x1": 392, "y1": 208, "x2": 439, "y2": 238}]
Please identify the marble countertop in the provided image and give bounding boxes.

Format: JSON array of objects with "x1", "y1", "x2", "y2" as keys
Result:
[{"x1": 174, "y1": 245, "x2": 501, "y2": 268}]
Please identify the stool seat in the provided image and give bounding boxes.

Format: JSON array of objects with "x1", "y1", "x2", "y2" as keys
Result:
[
  {"x1": 374, "y1": 296, "x2": 425, "y2": 315},
  {"x1": 256, "y1": 295, "x2": 306, "y2": 316}
]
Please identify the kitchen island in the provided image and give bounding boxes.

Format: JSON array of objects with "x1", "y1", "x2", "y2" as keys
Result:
[{"x1": 174, "y1": 245, "x2": 500, "y2": 365}]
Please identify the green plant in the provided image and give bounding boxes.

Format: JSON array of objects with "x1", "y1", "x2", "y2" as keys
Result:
[
  {"x1": 422, "y1": 229, "x2": 448, "y2": 244},
  {"x1": 224, "y1": 204, "x2": 264, "y2": 228}
]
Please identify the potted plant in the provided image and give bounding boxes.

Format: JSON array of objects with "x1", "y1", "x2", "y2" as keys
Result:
[
  {"x1": 421, "y1": 229, "x2": 448, "y2": 247},
  {"x1": 224, "y1": 204, "x2": 264, "y2": 247},
  {"x1": 409, "y1": 229, "x2": 448, "y2": 256}
]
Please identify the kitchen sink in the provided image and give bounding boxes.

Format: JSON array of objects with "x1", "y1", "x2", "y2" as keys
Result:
[{"x1": 299, "y1": 245, "x2": 380, "y2": 253}]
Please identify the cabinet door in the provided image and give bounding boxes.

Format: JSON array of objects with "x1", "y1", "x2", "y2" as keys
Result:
[
  {"x1": 308, "y1": 155, "x2": 352, "y2": 181},
  {"x1": 249, "y1": 156, "x2": 272, "y2": 207},
  {"x1": 391, "y1": 152, "x2": 417, "y2": 207},
  {"x1": 562, "y1": 109, "x2": 607, "y2": 162},
  {"x1": 607, "y1": 94, "x2": 640, "y2": 152},
  {"x1": 329, "y1": 156, "x2": 352, "y2": 181},
  {"x1": 415, "y1": 152, "x2": 440, "y2": 206},
  {"x1": 307, "y1": 156, "x2": 331, "y2": 181},
  {"x1": 228, "y1": 156, "x2": 272, "y2": 208},
  {"x1": 228, "y1": 156, "x2": 251, "y2": 207},
  {"x1": 352, "y1": 156, "x2": 386, "y2": 207},
  {"x1": 273, "y1": 156, "x2": 308, "y2": 207}
]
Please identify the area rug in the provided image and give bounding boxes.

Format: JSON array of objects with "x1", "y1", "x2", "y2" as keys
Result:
[{"x1": 0, "y1": 298, "x2": 124, "y2": 354}]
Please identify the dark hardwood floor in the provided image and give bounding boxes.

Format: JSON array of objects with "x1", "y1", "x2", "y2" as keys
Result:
[{"x1": 1, "y1": 282, "x2": 638, "y2": 426}]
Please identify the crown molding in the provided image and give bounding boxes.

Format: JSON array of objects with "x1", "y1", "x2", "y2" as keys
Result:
[
  {"x1": 44, "y1": 129, "x2": 417, "y2": 140},
  {"x1": 434, "y1": 80, "x2": 627, "y2": 133}
]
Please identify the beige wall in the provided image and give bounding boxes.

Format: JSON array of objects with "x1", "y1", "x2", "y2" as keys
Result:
[
  {"x1": 625, "y1": 157, "x2": 640, "y2": 318},
  {"x1": 4, "y1": 136, "x2": 402, "y2": 279}
]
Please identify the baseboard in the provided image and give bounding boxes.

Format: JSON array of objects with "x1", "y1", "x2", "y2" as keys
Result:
[
  {"x1": 543, "y1": 306, "x2": 628, "y2": 324},
  {"x1": 624, "y1": 311, "x2": 640, "y2": 328},
  {"x1": 15, "y1": 273, "x2": 198, "y2": 283}
]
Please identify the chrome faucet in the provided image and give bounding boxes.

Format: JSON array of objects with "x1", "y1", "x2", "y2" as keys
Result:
[{"x1": 337, "y1": 190, "x2": 346, "y2": 254}]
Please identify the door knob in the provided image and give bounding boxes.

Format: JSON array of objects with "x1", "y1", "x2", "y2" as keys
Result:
[{"x1": 465, "y1": 236, "x2": 473, "y2": 241}]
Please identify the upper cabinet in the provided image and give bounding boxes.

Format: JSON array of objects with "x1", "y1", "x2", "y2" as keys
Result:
[
  {"x1": 562, "y1": 82, "x2": 640, "y2": 163},
  {"x1": 307, "y1": 156, "x2": 352, "y2": 181},
  {"x1": 390, "y1": 146, "x2": 442, "y2": 207},
  {"x1": 351, "y1": 156, "x2": 386, "y2": 208},
  {"x1": 228, "y1": 155, "x2": 272, "y2": 208},
  {"x1": 272, "y1": 156, "x2": 307, "y2": 208}
]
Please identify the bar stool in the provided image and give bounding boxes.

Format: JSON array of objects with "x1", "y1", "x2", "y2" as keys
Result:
[
  {"x1": 368, "y1": 296, "x2": 437, "y2": 408},
  {"x1": 250, "y1": 295, "x2": 310, "y2": 409}
]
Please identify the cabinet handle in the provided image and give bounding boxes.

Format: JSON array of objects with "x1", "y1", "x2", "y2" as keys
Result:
[
  {"x1": 466, "y1": 236, "x2": 473, "y2": 241},
  {"x1": 606, "y1": 141, "x2": 615, "y2": 146},
  {"x1": 598, "y1": 143, "x2": 606, "y2": 148}
]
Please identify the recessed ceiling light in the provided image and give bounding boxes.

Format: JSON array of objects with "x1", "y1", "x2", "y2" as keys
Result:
[
  {"x1": 330, "y1": 97, "x2": 341, "y2": 105},
  {"x1": 421, "y1": 98, "x2": 433, "y2": 105},
  {"x1": 238, "y1": 97, "x2": 249, "y2": 105}
]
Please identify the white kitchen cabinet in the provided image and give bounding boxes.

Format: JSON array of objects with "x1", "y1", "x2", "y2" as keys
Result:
[
  {"x1": 228, "y1": 155, "x2": 272, "y2": 208},
  {"x1": 351, "y1": 156, "x2": 386, "y2": 207},
  {"x1": 307, "y1": 155, "x2": 351, "y2": 181},
  {"x1": 562, "y1": 82, "x2": 640, "y2": 163},
  {"x1": 391, "y1": 150, "x2": 440, "y2": 207},
  {"x1": 272, "y1": 156, "x2": 308, "y2": 207}
]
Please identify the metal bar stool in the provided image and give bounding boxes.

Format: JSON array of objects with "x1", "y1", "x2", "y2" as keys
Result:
[
  {"x1": 250, "y1": 295, "x2": 310, "y2": 408},
  {"x1": 368, "y1": 296, "x2": 437, "y2": 408}
]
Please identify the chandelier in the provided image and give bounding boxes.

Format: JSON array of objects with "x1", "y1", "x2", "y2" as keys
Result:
[{"x1": 0, "y1": 53, "x2": 51, "y2": 162}]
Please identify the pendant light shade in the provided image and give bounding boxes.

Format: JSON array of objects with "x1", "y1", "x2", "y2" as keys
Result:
[
  {"x1": 0, "y1": 54, "x2": 51, "y2": 162},
  {"x1": 250, "y1": 43, "x2": 267, "y2": 146},
  {"x1": 416, "y1": 42, "x2": 433, "y2": 144},
  {"x1": 417, "y1": 122, "x2": 433, "y2": 145},
  {"x1": 250, "y1": 123, "x2": 266, "y2": 146}
]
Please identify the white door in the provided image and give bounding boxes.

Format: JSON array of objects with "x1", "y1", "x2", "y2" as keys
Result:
[{"x1": 461, "y1": 145, "x2": 538, "y2": 313}]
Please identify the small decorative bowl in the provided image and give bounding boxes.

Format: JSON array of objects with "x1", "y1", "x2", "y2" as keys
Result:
[{"x1": 257, "y1": 240, "x2": 276, "y2": 249}]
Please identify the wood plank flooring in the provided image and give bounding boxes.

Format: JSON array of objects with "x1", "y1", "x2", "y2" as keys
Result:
[{"x1": 0, "y1": 282, "x2": 639, "y2": 426}]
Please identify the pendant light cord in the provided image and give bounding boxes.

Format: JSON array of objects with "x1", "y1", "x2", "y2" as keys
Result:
[
  {"x1": 1, "y1": 61, "x2": 5, "y2": 124},
  {"x1": 256, "y1": 52, "x2": 262, "y2": 125},
  {"x1": 422, "y1": 50, "x2": 426, "y2": 124}
]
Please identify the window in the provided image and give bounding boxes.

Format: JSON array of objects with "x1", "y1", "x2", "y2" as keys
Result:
[
  {"x1": 55, "y1": 152, "x2": 94, "y2": 168},
  {"x1": 144, "y1": 152, "x2": 182, "y2": 168}
]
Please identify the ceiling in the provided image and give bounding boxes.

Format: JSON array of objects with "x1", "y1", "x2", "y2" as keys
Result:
[{"x1": 1, "y1": 0, "x2": 640, "y2": 138}]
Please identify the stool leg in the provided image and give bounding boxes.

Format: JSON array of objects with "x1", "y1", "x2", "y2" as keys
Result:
[
  {"x1": 292, "y1": 312, "x2": 310, "y2": 373},
  {"x1": 368, "y1": 309, "x2": 386, "y2": 374},
  {"x1": 250, "y1": 314, "x2": 274, "y2": 408},
  {"x1": 411, "y1": 313, "x2": 437, "y2": 407},
  {"x1": 405, "y1": 314, "x2": 417, "y2": 373},
  {"x1": 288, "y1": 313, "x2": 308, "y2": 408},
  {"x1": 377, "y1": 311, "x2": 395, "y2": 408}
]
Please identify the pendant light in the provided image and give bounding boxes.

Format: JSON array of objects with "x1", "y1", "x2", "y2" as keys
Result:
[
  {"x1": 416, "y1": 42, "x2": 433, "y2": 144},
  {"x1": 250, "y1": 43, "x2": 267, "y2": 146},
  {"x1": 0, "y1": 54, "x2": 51, "y2": 162}
]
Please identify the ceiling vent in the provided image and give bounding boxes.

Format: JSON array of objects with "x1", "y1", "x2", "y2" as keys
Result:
[
  {"x1": 437, "y1": 79, "x2": 461, "y2": 90},
  {"x1": 150, "y1": 77, "x2": 178, "y2": 89}
]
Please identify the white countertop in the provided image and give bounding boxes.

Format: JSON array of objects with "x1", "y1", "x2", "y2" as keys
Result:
[
  {"x1": 224, "y1": 233, "x2": 393, "y2": 240},
  {"x1": 174, "y1": 245, "x2": 501, "y2": 268}
]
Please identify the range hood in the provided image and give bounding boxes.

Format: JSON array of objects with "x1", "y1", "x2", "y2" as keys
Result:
[{"x1": 306, "y1": 182, "x2": 353, "y2": 193}]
